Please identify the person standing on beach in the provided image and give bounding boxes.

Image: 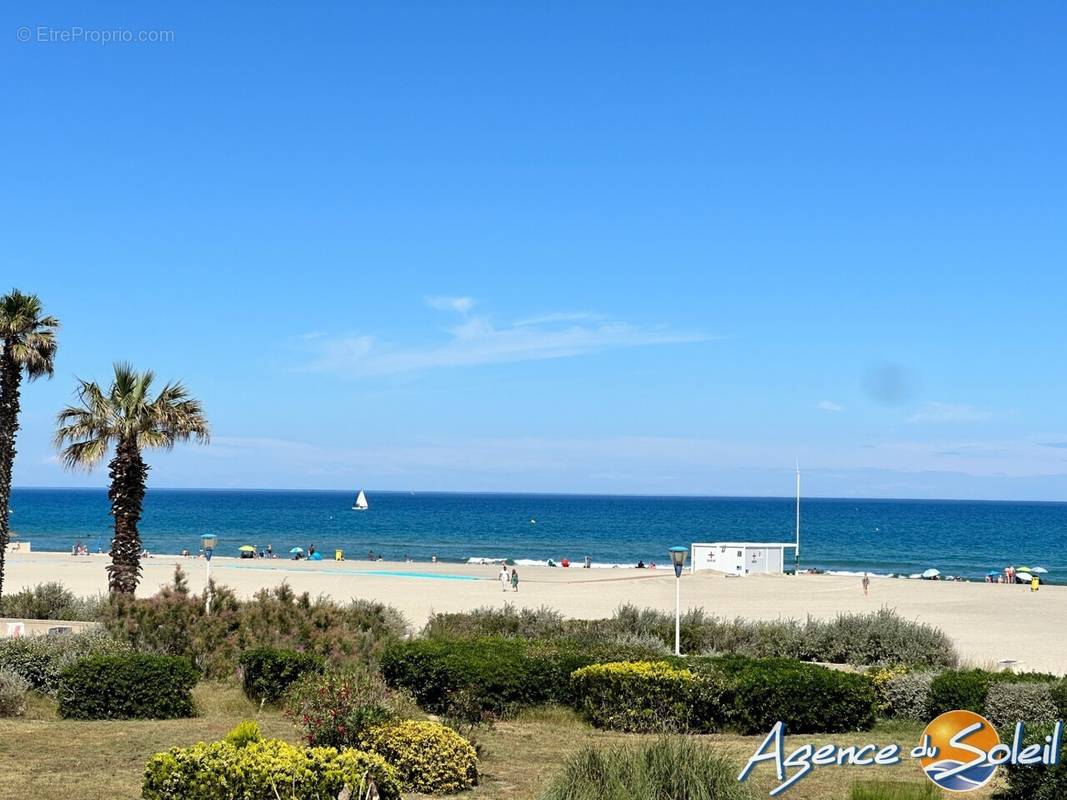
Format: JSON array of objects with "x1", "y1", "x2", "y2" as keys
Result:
[
  {"x1": 511, "y1": 568, "x2": 519, "y2": 592},
  {"x1": 498, "y1": 565, "x2": 510, "y2": 592},
  {"x1": 862, "y1": 573, "x2": 870, "y2": 596},
  {"x1": 1031, "y1": 574, "x2": 1040, "y2": 592}
]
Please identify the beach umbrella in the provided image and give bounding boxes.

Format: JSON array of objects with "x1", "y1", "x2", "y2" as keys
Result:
[
  {"x1": 1016, "y1": 571, "x2": 1034, "y2": 580},
  {"x1": 1033, "y1": 567, "x2": 1049, "y2": 574},
  {"x1": 986, "y1": 570, "x2": 1001, "y2": 577},
  {"x1": 1016, "y1": 566, "x2": 1032, "y2": 572},
  {"x1": 238, "y1": 545, "x2": 255, "y2": 552},
  {"x1": 921, "y1": 568, "x2": 940, "y2": 579},
  {"x1": 289, "y1": 547, "x2": 304, "y2": 554}
]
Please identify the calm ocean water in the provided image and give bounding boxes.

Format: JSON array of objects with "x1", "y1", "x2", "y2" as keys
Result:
[{"x1": 8, "y1": 488, "x2": 1067, "y2": 582}]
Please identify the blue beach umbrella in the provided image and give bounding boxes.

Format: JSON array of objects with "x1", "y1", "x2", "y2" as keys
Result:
[
  {"x1": 986, "y1": 570, "x2": 1001, "y2": 577},
  {"x1": 289, "y1": 547, "x2": 304, "y2": 554}
]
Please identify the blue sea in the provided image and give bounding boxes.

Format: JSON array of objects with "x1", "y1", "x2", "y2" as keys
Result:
[{"x1": 8, "y1": 488, "x2": 1067, "y2": 582}]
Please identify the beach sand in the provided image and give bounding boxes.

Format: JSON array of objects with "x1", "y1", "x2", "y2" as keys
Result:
[{"x1": 6, "y1": 551, "x2": 1065, "y2": 674}]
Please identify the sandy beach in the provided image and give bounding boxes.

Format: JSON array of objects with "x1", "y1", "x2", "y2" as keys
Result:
[{"x1": 6, "y1": 550, "x2": 1066, "y2": 674}]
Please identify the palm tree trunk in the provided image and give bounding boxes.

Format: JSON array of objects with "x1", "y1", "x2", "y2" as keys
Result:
[
  {"x1": 107, "y1": 437, "x2": 148, "y2": 594},
  {"x1": 0, "y1": 345, "x2": 23, "y2": 601}
]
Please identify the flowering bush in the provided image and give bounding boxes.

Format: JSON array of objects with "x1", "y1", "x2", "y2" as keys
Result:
[
  {"x1": 285, "y1": 668, "x2": 418, "y2": 748},
  {"x1": 359, "y1": 719, "x2": 478, "y2": 794},
  {"x1": 142, "y1": 737, "x2": 400, "y2": 800}
]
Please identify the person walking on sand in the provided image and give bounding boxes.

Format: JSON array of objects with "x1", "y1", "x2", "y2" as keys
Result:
[
  {"x1": 862, "y1": 573, "x2": 870, "y2": 596},
  {"x1": 499, "y1": 565, "x2": 510, "y2": 592},
  {"x1": 511, "y1": 567, "x2": 519, "y2": 592}
]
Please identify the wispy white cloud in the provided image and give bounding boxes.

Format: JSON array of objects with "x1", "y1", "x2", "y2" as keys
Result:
[
  {"x1": 907, "y1": 402, "x2": 992, "y2": 424},
  {"x1": 512, "y1": 311, "x2": 604, "y2": 327},
  {"x1": 300, "y1": 299, "x2": 707, "y2": 376},
  {"x1": 425, "y1": 295, "x2": 475, "y2": 314},
  {"x1": 816, "y1": 400, "x2": 843, "y2": 412}
]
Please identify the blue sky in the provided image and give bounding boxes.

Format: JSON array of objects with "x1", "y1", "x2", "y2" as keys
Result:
[{"x1": 4, "y1": 2, "x2": 1067, "y2": 499}]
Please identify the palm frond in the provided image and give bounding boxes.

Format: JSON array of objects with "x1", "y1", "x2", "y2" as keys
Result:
[
  {"x1": 53, "y1": 365, "x2": 209, "y2": 468},
  {"x1": 0, "y1": 289, "x2": 59, "y2": 380},
  {"x1": 58, "y1": 438, "x2": 110, "y2": 470}
]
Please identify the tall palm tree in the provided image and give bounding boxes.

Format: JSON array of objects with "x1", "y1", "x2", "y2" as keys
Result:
[
  {"x1": 55, "y1": 364, "x2": 208, "y2": 593},
  {"x1": 0, "y1": 290, "x2": 59, "y2": 600}
]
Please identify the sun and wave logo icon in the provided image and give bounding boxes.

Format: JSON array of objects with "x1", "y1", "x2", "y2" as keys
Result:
[{"x1": 919, "y1": 710, "x2": 1001, "y2": 792}]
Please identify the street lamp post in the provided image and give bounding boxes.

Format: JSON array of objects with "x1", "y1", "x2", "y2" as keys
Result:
[
  {"x1": 201, "y1": 533, "x2": 218, "y2": 613},
  {"x1": 668, "y1": 546, "x2": 688, "y2": 656}
]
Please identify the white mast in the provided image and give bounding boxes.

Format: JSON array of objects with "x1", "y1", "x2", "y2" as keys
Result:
[{"x1": 795, "y1": 460, "x2": 801, "y2": 570}]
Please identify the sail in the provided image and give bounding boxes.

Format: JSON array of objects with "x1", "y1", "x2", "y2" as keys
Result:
[{"x1": 354, "y1": 489, "x2": 369, "y2": 510}]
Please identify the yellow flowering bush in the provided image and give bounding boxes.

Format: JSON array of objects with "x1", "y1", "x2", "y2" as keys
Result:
[
  {"x1": 359, "y1": 719, "x2": 478, "y2": 794},
  {"x1": 868, "y1": 665, "x2": 909, "y2": 714},
  {"x1": 142, "y1": 737, "x2": 400, "y2": 800}
]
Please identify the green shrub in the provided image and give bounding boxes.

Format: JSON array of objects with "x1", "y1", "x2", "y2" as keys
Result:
[
  {"x1": 285, "y1": 668, "x2": 418, "y2": 748},
  {"x1": 993, "y1": 723, "x2": 1067, "y2": 800},
  {"x1": 928, "y1": 669, "x2": 1058, "y2": 717},
  {"x1": 883, "y1": 671, "x2": 938, "y2": 720},
  {"x1": 56, "y1": 653, "x2": 199, "y2": 719},
  {"x1": 420, "y1": 604, "x2": 957, "y2": 669},
  {"x1": 715, "y1": 656, "x2": 877, "y2": 734},
  {"x1": 101, "y1": 568, "x2": 406, "y2": 678},
  {"x1": 985, "y1": 682, "x2": 1060, "y2": 730},
  {"x1": 570, "y1": 661, "x2": 729, "y2": 733},
  {"x1": 359, "y1": 719, "x2": 478, "y2": 794},
  {"x1": 0, "y1": 629, "x2": 131, "y2": 693},
  {"x1": 381, "y1": 636, "x2": 665, "y2": 718},
  {"x1": 142, "y1": 738, "x2": 400, "y2": 800},
  {"x1": 424, "y1": 604, "x2": 567, "y2": 640},
  {"x1": 928, "y1": 669, "x2": 998, "y2": 715},
  {"x1": 239, "y1": 646, "x2": 324, "y2": 704},
  {"x1": 0, "y1": 668, "x2": 29, "y2": 717},
  {"x1": 381, "y1": 637, "x2": 555, "y2": 716},
  {"x1": 0, "y1": 582, "x2": 104, "y2": 621},
  {"x1": 1050, "y1": 678, "x2": 1067, "y2": 718},
  {"x1": 223, "y1": 720, "x2": 262, "y2": 748},
  {"x1": 800, "y1": 608, "x2": 958, "y2": 669},
  {"x1": 539, "y1": 736, "x2": 757, "y2": 800},
  {"x1": 850, "y1": 781, "x2": 941, "y2": 799}
]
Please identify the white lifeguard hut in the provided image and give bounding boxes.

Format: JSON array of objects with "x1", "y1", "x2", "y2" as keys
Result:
[
  {"x1": 690, "y1": 541, "x2": 795, "y2": 575},
  {"x1": 691, "y1": 464, "x2": 802, "y2": 576}
]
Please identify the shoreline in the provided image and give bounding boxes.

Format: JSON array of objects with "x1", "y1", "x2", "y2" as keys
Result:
[
  {"x1": 7, "y1": 550, "x2": 1067, "y2": 674},
  {"x1": 10, "y1": 544, "x2": 1053, "y2": 585}
]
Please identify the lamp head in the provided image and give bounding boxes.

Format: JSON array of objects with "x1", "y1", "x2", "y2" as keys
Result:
[
  {"x1": 201, "y1": 533, "x2": 218, "y2": 559},
  {"x1": 669, "y1": 546, "x2": 688, "y2": 577}
]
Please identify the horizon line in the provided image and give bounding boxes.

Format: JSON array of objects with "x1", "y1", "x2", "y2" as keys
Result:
[{"x1": 11, "y1": 484, "x2": 1067, "y2": 506}]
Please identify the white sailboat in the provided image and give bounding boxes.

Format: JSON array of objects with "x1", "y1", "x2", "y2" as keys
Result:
[{"x1": 352, "y1": 489, "x2": 369, "y2": 511}]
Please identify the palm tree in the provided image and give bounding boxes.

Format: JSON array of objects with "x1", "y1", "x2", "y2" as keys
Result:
[
  {"x1": 0, "y1": 290, "x2": 59, "y2": 600},
  {"x1": 55, "y1": 364, "x2": 208, "y2": 593}
]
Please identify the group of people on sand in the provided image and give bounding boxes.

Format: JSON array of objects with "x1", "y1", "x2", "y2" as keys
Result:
[
  {"x1": 498, "y1": 565, "x2": 519, "y2": 592},
  {"x1": 987, "y1": 565, "x2": 1041, "y2": 591}
]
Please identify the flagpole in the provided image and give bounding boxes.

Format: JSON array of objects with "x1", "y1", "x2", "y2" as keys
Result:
[{"x1": 795, "y1": 460, "x2": 801, "y2": 572}]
